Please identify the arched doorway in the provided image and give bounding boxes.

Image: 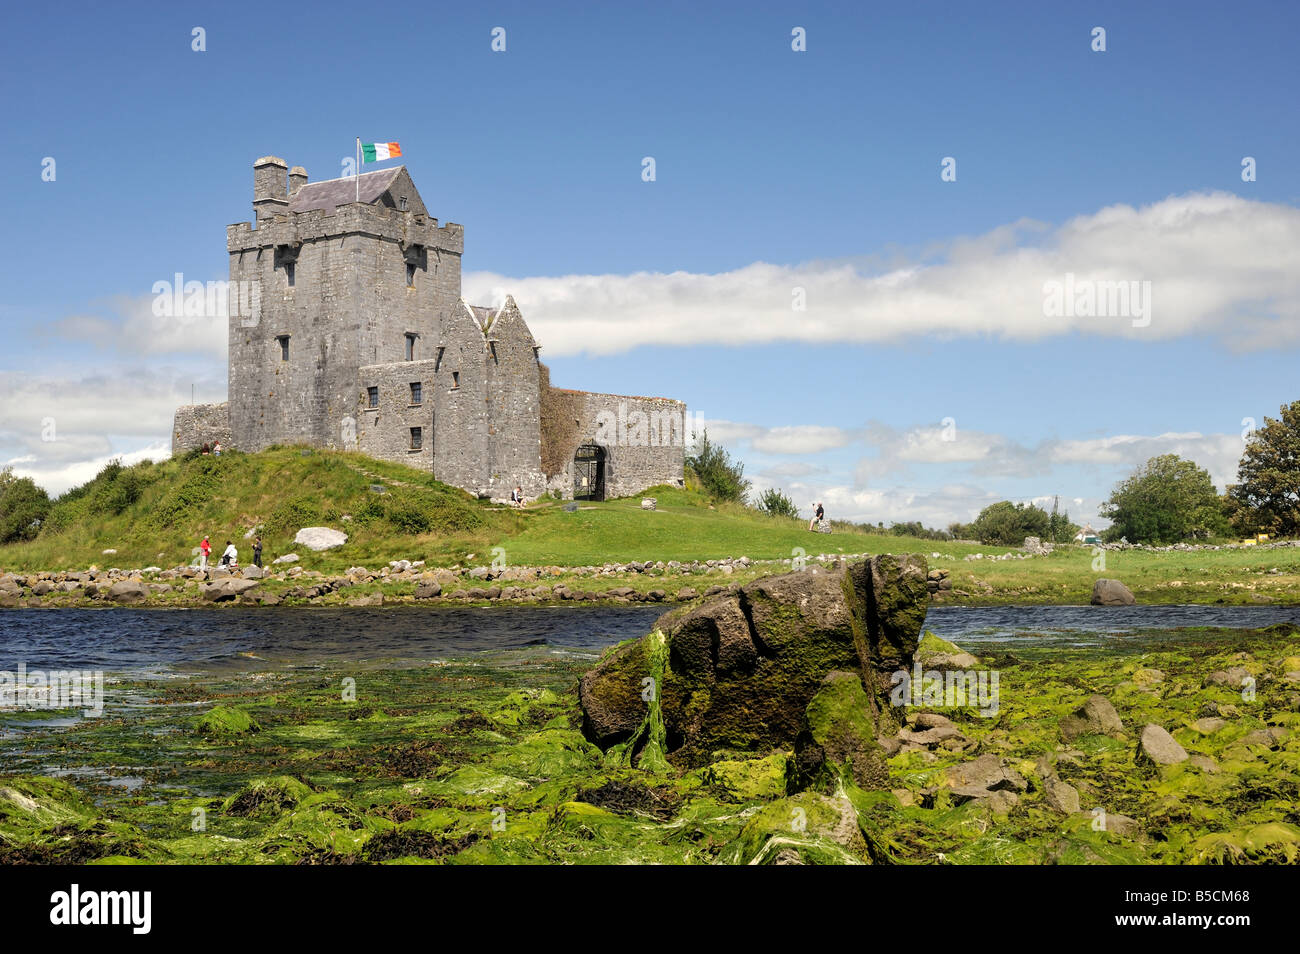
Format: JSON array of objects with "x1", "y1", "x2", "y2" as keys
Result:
[{"x1": 573, "y1": 444, "x2": 606, "y2": 501}]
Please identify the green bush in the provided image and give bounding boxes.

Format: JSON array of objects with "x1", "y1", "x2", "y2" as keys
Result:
[
  {"x1": 0, "y1": 468, "x2": 51, "y2": 544},
  {"x1": 685, "y1": 430, "x2": 750, "y2": 503},
  {"x1": 755, "y1": 487, "x2": 800, "y2": 519}
]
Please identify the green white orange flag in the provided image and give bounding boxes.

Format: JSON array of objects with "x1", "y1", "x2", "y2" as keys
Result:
[{"x1": 361, "y1": 141, "x2": 401, "y2": 163}]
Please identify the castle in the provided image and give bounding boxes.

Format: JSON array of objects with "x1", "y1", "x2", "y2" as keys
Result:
[{"x1": 171, "y1": 156, "x2": 686, "y2": 502}]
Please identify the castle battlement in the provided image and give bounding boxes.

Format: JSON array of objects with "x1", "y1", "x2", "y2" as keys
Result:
[{"x1": 227, "y1": 205, "x2": 463, "y2": 254}]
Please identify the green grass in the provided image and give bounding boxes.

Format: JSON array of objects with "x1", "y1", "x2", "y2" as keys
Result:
[
  {"x1": 494, "y1": 485, "x2": 1005, "y2": 565},
  {"x1": 2, "y1": 447, "x2": 1296, "y2": 606},
  {"x1": 0, "y1": 447, "x2": 523, "y2": 573}
]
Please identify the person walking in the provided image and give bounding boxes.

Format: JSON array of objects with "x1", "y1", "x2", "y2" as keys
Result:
[
  {"x1": 199, "y1": 535, "x2": 211, "y2": 571},
  {"x1": 253, "y1": 536, "x2": 263, "y2": 568}
]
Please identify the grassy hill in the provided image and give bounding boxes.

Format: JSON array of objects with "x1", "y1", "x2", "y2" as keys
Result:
[
  {"x1": 0, "y1": 448, "x2": 522, "y2": 572},
  {"x1": 0, "y1": 446, "x2": 991, "y2": 573},
  {"x1": 2, "y1": 447, "x2": 1297, "y2": 605}
]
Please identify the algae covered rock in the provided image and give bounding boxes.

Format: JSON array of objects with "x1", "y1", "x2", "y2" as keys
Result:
[
  {"x1": 792, "y1": 671, "x2": 890, "y2": 793},
  {"x1": 195, "y1": 705, "x2": 261, "y2": 738},
  {"x1": 579, "y1": 556, "x2": 929, "y2": 767},
  {"x1": 716, "y1": 791, "x2": 871, "y2": 865}
]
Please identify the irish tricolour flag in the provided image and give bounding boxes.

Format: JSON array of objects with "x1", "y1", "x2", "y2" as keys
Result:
[{"x1": 362, "y1": 141, "x2": 401, "y2": 163}]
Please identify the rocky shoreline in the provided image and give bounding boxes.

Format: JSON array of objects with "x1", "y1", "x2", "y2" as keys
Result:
[{"x1": 0, "y1": 552, "x2": 958, "y2": 609}]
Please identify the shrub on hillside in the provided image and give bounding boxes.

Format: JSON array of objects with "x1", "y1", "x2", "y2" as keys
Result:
[
  {"x1": 755, "y1": 487, "x2": 799, "y2": 519},
  {"x1": 685, "y1": 430, "x2": 750, "y2": 503}
]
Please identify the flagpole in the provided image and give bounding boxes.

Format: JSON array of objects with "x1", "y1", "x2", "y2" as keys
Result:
[{"x1": 355, "y1": 137, "x2": 360, "y2": 202}]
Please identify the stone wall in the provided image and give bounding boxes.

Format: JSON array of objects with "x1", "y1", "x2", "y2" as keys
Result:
[
  {"x1": 171, "y1": 402, "x2": 232, "y2": 453},
  {"x1": 540, "y1": 387, "x2": 686, "y2": 499},
  {"x1": 355, "y1": 359, "x2": 438, "y2": 469}
]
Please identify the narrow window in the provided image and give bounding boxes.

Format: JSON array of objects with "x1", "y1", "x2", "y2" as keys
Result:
[
  {"x1": 367, "y1": 386, "x2": 379, "y2": 409},
  {"x1": 285, "y1": 262, "x2": 295, "y2": 287},
  {"x1": 410, "y1": 382, "x2": 422, "y2": 405},
  {"x1": 406, "y1": 263, "x2": 416, "y2": 287},
  {"x1": 410, "y1": 426, "x2": 422, "y2": 450},
  {"x1": 451, "y1": 370, "x2": 460, "y2": 389},
  {"x1": 399, "y1": 196, "x2": 409, "y2": 211},
  {"x1": 405, "y1": 333, "x2": 417, "y2": 361},
  {"x1": 277, "y1": 335, "x2": 290, "y2": 361}
]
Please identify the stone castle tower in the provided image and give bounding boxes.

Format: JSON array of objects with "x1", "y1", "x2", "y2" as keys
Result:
[{"x1": 171, "y1": 155, "x2": 686, "y2": 502}]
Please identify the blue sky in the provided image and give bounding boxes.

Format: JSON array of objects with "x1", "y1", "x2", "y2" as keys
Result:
[{"x1": 2, "y1": 0, "x2": 1298, "y2": 526}]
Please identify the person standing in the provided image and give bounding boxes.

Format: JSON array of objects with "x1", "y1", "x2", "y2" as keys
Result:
[
  {"x1": 200, "y1": 536, "x2": 211, "y2": 571},
  {"x1": 253, "y1": 536, "x2": 263, "y2": 568}
]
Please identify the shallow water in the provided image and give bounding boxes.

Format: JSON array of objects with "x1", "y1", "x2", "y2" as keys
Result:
[{"x1": 0, "y1": 603, "x2": 1296, "y2": 675}]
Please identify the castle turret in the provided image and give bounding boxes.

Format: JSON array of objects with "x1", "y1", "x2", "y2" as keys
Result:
[
  {"x1": 252, "y1": 156, "x2": 288, "y2": 227},
  {"x1": 288, "y1": 165, "x2": 308, "y2": 197}
]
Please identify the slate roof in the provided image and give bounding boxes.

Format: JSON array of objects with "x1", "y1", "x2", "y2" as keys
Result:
[{"x1": 288, "y1": 167, "x2": 405, "y2": 213}]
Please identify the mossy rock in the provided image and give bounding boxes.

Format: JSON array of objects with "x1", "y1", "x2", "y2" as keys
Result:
[
  {"x1": 194, "y1": 705, "x2": 261, "y2": 738},
  {"x1": 716, "y1": 792, "x2": 870, "y2": 865},
  {"x1": 698, "y1": 753, "x2": 789, "y2": 802},
  {"x1": 791, "y1": 671, "x2": 890, "y2": 793},
  {"x1": 581, "y1": 558, "x2": 927, "y2": 766}
]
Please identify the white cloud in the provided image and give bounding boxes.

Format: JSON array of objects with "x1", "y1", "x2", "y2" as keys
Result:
[
  {"x1": 464, "y1": 192, "x2": 1300, "y2": 356},
  {"x1": 52, "y1": 290, "x2": 227, "y2": 359}
]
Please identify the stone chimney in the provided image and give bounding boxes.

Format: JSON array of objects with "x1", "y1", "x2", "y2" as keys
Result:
[
  {"x1": 252, "y1": 156, "x2": 288, "y2": 227},
  {"x1": 288, "y1": 165, "x2": 308, "y2": 198}
]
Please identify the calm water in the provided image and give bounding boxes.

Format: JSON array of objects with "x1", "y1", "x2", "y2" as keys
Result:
[{"x1": 0, "y1": 603, "x2": 1297, "y2": 674}]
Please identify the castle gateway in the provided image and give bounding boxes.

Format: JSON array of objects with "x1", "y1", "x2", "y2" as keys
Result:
[{"x1": 172, "y1": 156, "x2": 686, "y2": 502}]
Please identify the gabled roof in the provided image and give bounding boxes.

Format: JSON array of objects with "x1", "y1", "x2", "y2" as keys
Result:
[{"x1": 288, "y1": 167, "x2": 405, "y2": 213}]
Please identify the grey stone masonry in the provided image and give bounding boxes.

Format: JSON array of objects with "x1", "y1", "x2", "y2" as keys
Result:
[
  {"x1": 172, "y1": 402, "x2": 232, "y2": 452},
  {"x1": 171, "y1": 154, "x2": 683, "y2": 503}
]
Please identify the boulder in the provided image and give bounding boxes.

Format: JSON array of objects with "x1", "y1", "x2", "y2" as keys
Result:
[
  {"x1": 942, "y1": 754, "x2": 1028, "y2": 794},
  {"x1": 1205, "y1": 667, "x2": 1253, "y2": 689},
  {"x1": 1138, "y1": 723, "x2": 1189, "y2": 766},
  {"x1": 240, "y1": 565, "x2": 265, "y2": 580},
  {"x1": 1043, "y1": 777, "x2": 1081, "y2": 814},
  {"x1": 579, "y1": 555, "x2": 929, "y2": 766},
  {"x1": 106, "y1": 580, "x2": 150, "y2": 604},
  {"x1": 1060, "y1": 694, "x2": 1125, "y2": 741},
  {"x1": 791, "y1": 672, "x2": 890, "y2": 792},
  {"x1": 641, "y1": 498, "x2": 656, "y2": 511},
  {"x1": 414, "y1": 583, "x2": 441, "y2": 599},
  {"x1": 201, "y1": 579, "x2": 260, "y2": 602},
  {"x1": 272, "y1": 553, "x2": 300, "y2": 565},
  {"x1": 1091, "y1": 578, "x2": 1135, "y2": 606},
  {"x1": 294, "y1": 527, "x2": 348, "y2": 551}
]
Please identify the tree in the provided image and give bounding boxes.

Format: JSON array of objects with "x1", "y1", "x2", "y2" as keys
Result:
[
  {"x1": 755, "y1": 487, "x2": 799, "y2": 519},
  {"x1": 1046, "y1": 495, "x2": 1081, "y2": 543},
  {"x1": 1231, "y1": 400, "x2": 1300, "y2": 537},
  {"x1": 0, "y1": 468, "x2": 51, "y2": 544},
  {"x1": 1100, "y1": 454, "x2": 1229, "y2": 544},
  {"x1": 685, "y1": 430, "x2": 750, "y2": 503},
  {"x1": 969, "y1": 501, "x2": 1051, "y2": 546}
]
